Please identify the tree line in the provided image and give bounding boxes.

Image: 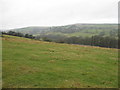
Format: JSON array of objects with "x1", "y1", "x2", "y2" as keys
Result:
[
  {"x1": 38, "y1": 34, "x2": 118, "y2": 49},
  {"x1": 1, "y1": 31, "x2": 118, "y2": 49},
  {"x1": 1, "y1": 31, "x2": 35, "y2": 39}
]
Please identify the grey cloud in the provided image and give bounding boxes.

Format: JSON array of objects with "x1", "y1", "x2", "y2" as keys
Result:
[{"x1": 0, "y1": 0, "x2": 119, "y2": 29}]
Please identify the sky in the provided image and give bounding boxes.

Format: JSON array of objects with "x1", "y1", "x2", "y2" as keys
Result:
[{"x1": 0, "y1": 0, "x2": 119, "y2": 29}]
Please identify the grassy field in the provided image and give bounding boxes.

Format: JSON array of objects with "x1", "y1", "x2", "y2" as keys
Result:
[
  {"x1": 2, "y1": 35, "x2": 118, "y2": 88},
  {"x1": 45, "y1": 32, "x2": 99, "y2": 37}
]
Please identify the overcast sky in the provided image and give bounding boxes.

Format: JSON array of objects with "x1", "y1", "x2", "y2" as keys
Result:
[{"x1": 0, "y1": 0, "x2": 119, "y2": 29}]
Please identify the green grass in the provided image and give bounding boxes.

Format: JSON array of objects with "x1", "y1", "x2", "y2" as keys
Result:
[
  {"x1": 45, "y1": 32, "x2": 98, "y2": 37},
  {"x1": 41, "y1": 28, "x2": 117, "y2": 38},
  {"x1": 2, "y1": 35, "x2": 118, "y2": 88}
]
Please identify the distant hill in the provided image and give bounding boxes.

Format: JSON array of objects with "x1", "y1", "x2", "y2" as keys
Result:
[
  {"x1": 10, "y1": 23, "x2": 118, "y2": 37},
  {"x1": 10, "y1": 27, "x2": 51, "y2": 35}
]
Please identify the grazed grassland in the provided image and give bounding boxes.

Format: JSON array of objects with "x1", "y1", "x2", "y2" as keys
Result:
[{"x1": 2, "y1": 35, "x2": 118, "y2": 88}]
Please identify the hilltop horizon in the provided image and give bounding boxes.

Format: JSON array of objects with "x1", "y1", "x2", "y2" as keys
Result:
[{"x1": 1, "y1": 23, "x2": 118, "y2": 30}]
